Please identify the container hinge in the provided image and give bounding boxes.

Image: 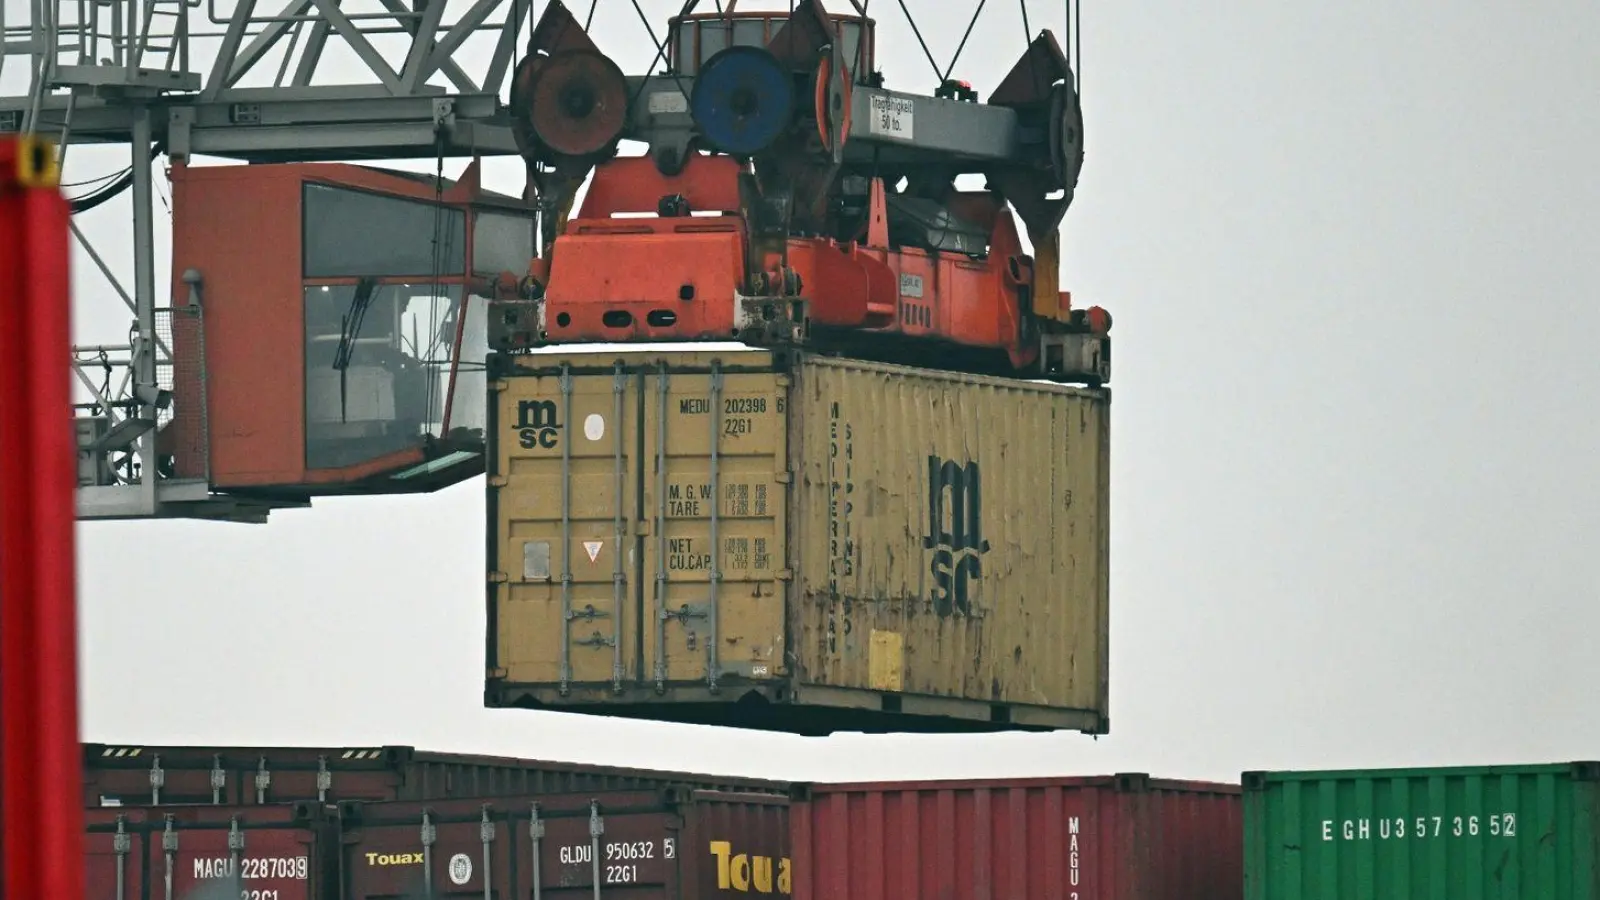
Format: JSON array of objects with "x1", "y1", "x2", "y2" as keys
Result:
[
  {"x1": 774, "y1": 472, "x2": 792, "y2": 484},
  {"x1": 489, "y1": 379, "x2": 509, "y2": 392},
  {"x1": 149, "y1": 755, "x2": 165, "y2": 805},
  {"x1": 529, "y1": 803, "x2": 545, "y2": 840},
  {"x1": 254, "y1": 757, "x2": 271, "y2": 804},
  {"x1": 488, "y1": 571, "x2": 509, "y2": 583},
  {"x1": 316, "y1": 756, "x2": 331, "y2": 802},
  {"x1": 774, "y1": 375, "x2": 792, "y2": 387},
  {"x1": 489, "y1": 475, "x2": 509, "y2": 487},
  {"x1": 775, "y1": 569, "x2": 794, "y2": 581},
  {"x1": 487, "y1": 666, "x2": 508, "y2": 679},
  {"x1": 209, "y1": 754, "x2": 226, "y2": 805}
]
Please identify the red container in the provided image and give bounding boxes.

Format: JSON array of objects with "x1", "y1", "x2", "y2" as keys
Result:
[
  {"x1": 84, "y1": 801, "x2": 334, "y2": 900},
  {"x1": 337, "y1": 788, "x2": 791, "y2": 900},
  {"x1": 83, "y1": 742, "x2": 789, "y2": 808},
  {"x1": 339, "y1": 784, "x2": 793, "y2": 896},
  {"x1": 791, "y1": 775, "x2": 1242, "y2": 900}
]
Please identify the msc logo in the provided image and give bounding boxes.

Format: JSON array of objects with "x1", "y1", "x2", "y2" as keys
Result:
[
  {"x1": 709, "y1": 841, "x2": 790, "y2": 895},
  {"x1": 922, "y1": 455, "x2": 991, "y2": 618},
  {"x1": 515, "y1": 399, "x2": 562, "y2": 449}
]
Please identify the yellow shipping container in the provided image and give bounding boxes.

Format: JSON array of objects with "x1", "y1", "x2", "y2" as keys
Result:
[{"x1": 484, "y1": 349, "x2": 1110, "y2": 735}]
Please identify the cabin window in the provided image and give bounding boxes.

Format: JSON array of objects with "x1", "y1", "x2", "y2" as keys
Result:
[
  {"x1": 473, "y1": 211, "x2": 536, "y2": 277},
  {"x1": 302, "y1": 183, "x2": 466, "y2": 279},
  {"x1": 302, "y1": 282, "x2": 472, "y2": 470}
]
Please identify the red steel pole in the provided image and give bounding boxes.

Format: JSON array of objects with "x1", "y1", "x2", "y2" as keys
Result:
[{"x1": 0, "y1": 134, "x2": 85, "y2": 900}]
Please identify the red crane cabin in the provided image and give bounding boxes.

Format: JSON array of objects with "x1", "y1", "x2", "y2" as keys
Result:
[{"x1": 163, "y1": 159, "x2": 534, "y2": 499}]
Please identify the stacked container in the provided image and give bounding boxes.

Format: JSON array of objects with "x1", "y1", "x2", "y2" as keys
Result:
[
  {"x1": 81, "y1": 742, "x2": 793, "y2": 900},
  {"x1": 791, "y1": 774, "x2": 1242, "y2": 900},
  {"x1": 1243, "y1": 761, "x2": 1600, "y2": 899}
]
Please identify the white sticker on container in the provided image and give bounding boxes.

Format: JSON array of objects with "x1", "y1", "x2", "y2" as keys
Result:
[
  {"x1": 584, "y1": 414, "x2": 606, "y2": 441},
  {"x1": 448, "y1": 853, "x2": 473, "y2": 885},
  {"x1": 584, "y1": 540, "x2": 603, "y2": 563}
]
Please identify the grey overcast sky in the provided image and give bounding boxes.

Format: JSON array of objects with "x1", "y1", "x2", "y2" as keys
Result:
[{"x1": 5, "y1": 1, "x2": 1598, "y2": 785}]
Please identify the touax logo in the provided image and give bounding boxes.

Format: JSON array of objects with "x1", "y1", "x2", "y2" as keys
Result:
[
  {"x1": 366, "y1": 852, "x2": 424, "y2": 866},
  {"x1": 709, "y1": 841, "x2": 791, "y2": 895}
]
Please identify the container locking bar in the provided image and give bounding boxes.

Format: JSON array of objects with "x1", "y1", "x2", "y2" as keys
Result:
[
  {"x1": 162, "y1": 815, "x2": 178, "y2": 900},
  {"x1": 706, "y1": 363, "x2": 723, "y2": 693},
  {"x1": 228, "y1": 816, "x2": 245, "y2": 881},
  {"x1": 480, "y1": 805, "x2": 496, "y2": 900},
  {"x1": 149, "y1": 754, "x2": 165, "y2": 805},
  {"x1": 559, "y1": 363, "x2": 576, "y2": 696},
  {"x1": 652, "y1": 363, "x2": 670, "y2": 692},
  {"x1": 420, "y1": 809, "x2": 437, "y2": 898},
  {"x1": 611, "y1": 362, "x2": 627, "y2": 693},
  {"x1": 589, "y1": 800, "x2": 605, "y2": 900},
  {"x1": 113, "y1": 815, "x2": 130, "y2": 900},
  {"x1": 530, "y1": 803, "x2": 545, "y2": 900}
]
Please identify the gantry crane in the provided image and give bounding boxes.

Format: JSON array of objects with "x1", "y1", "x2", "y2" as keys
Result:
[{"x1": 0, "y1": 0, "x2": 1084, "y2": 525}]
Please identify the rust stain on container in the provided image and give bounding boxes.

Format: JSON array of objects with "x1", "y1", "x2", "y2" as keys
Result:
[
  {"x1": 792, "y1": 776, "x2": 1242, "y2": 900},
  {"x1": 339, "y1": 788, "x2": 790, "y2": 900},
  {"x1": 485, "y1": 349, "x2": 1110, "y2": 735},
  {"x1": 84, "y1": 802, "x2": 333, "y2": 900},
  {"x1": 82, "y1": 742, "x2": 788, "y2": 808}
]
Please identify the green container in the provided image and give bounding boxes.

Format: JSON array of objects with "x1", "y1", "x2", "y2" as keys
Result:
[{"x1": 1243, "y1": 762, "x2": 1600, "y2": 899}]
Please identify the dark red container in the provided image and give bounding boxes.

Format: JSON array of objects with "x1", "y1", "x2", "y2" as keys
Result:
[
  {"x1": 337, "y1": 788, "x2": 791, "y2": 900},
  {"x1": 83, "y1": 742, "x2": 789, "y2": 808},
  {"x1": 791, "y1": 775, "x2": 1242, "y2": 900},
  {"x1": 84, "y1": 801, "x2": 334, "y2": 900}
]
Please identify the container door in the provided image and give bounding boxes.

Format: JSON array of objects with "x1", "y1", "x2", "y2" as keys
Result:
[
  {"x1": 638, "y1": 362, "x2": 788, "y2": 692},
  {"x1": 494, "y1": 362, "x2": 640, "y2": 695}
]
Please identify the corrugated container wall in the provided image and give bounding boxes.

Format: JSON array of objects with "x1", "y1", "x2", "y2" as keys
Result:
[
  {"x1": 1244, "y1": 762, "x2": 1600, "y2": 900},
  {"x1": 337, "y1": 788, "x2": 790, "y2": 900},
  {"x1": 485, "y1": 349, "x2": 1111, "y2": 736},
  {"x1": 83, "y1": 743, "x2": 788, "y2": 808},
  {"x1": 791, "y1": 775, "x2": 1242, "y2": 900}
]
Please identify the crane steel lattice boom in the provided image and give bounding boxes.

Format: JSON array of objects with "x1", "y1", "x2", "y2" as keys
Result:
[{"x1": 2, "y1": 0, "x2": 533, "y2": 522}]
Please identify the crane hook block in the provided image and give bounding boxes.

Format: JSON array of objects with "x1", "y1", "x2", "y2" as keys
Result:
[
  {"x1": 525, "y1": 48, "x2": 630, "y2": 160},
  {"x1": 691, "y1": 45, "x2": 796, "y2": 156}
]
